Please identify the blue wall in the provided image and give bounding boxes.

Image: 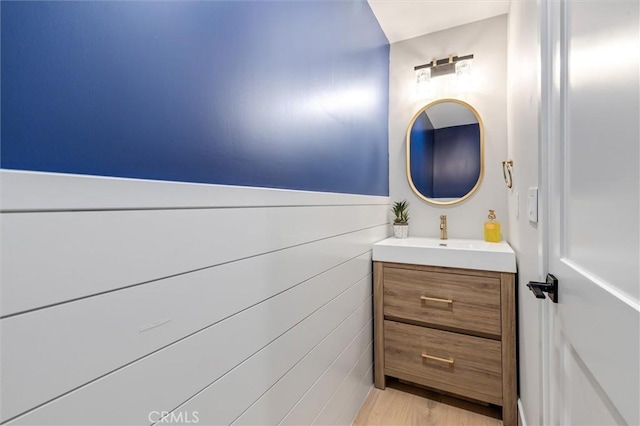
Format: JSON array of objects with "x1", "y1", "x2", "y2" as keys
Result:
[
  {"x1": 409, "y1": 121, "x2": 480, "y2": 199},
  {"x1": 1, "y1": 1, "x2": 389, "y2": 196},
  {"x1": 409, "y1": 112, "x2": 434, "y2": 197},
  {"x1": 432, "y1": 123, "x2": 480, "y2": 198}
]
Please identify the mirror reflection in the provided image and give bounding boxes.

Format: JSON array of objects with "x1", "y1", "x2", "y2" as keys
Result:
[{"x1": 406, "y1": 99, "x2": 483, "y2": 205}]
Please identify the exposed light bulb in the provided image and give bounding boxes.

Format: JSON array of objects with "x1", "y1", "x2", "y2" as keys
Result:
[
  {"x1": 415, "y1": 68, "x2": 433, "y2": 100},
  {"x1": 455, "y1": 60, "x2": 473, "y2": 93},
  {"x1": 416, "y1": 68, "x2": 431, "y2": 84},
  {"x1": 455, "y1": 59, "x2": 472, "y2": 76}
]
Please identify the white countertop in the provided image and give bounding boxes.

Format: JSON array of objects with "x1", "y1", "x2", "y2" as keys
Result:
[{"x1": 372, "y1": 237, "x2": 517, "y2": 273}]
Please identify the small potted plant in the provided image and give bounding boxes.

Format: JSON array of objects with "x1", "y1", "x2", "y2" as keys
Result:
[{"x1": 392, "y1": 200, "x2": 409, "y2": 238}]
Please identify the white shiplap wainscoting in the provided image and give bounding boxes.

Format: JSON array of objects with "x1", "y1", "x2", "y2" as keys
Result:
[{"x1": 0, "y1": 170, "x2": 389, "y2": 426}]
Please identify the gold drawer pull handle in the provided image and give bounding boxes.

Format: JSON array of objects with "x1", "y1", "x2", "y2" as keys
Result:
[
  {"x1": 422, "y1": 353, "x2": 454, "y2": 364},
  {"x1": 420, "y1": 296, "x2": 453, "y2": 304}
]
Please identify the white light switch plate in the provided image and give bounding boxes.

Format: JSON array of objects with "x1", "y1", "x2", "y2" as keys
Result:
[{"x1": 527, "y1": 187, "x2": 538, "y2": 223}]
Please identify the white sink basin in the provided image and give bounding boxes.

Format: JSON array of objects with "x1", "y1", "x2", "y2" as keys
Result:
[{"x1": 372, "y1": 237, "x2": 516, "y2": 273}]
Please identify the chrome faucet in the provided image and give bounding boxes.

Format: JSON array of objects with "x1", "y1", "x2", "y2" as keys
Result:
[{"x1": 440, "y1": 215, "x2": 448, "y2": 240}]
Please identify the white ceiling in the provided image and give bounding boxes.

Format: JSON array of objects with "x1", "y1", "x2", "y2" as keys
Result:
[
  {"x1": 425, "y1": 102, "x2": 477, "y2": 129},
  {"x1": 367, "y1": 0, "x2": 511, "y2": 43}
]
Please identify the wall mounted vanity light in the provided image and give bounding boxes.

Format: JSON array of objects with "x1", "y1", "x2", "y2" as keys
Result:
[
  {"x1": 415, "y1": 54, "x2": 474, "y2": 78},
  {"x1": 415, "y1": 54, "x2": 474, "y2": 99}
]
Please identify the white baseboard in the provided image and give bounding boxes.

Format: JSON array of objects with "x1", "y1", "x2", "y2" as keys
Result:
[
  {"x1": 350, "y1": 384, "x2": 374, "y2": 426},
  {"x1": 518, "y1": 398, "x2": 528, "y2": 426}
]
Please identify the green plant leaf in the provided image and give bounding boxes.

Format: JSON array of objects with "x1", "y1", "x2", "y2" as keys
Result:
[{"x1": 391, "y1": 200, "x2": 409, "y2": 224}]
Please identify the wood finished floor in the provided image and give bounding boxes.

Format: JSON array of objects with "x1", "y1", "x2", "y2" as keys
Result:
[{"x1": 353, "y1": 380, "x2": 503, "y2": 426}]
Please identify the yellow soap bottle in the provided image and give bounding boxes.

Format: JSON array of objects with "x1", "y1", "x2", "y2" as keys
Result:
[{"x1": 484, "y1": 210, "x2": 501, "y2": 242}]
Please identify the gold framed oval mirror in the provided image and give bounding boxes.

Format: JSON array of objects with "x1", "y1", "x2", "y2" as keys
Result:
[{"x1": 406, "y1": 98, "x2": 484, "y2": 206}]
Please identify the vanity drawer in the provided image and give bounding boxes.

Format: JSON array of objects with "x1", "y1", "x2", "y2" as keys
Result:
[
  {"x1": 384, "y1": 320, "x2": 502, "y2": 404},
  {"x1": 383, "y1": 267, "x2": 501, "y2": 336}
]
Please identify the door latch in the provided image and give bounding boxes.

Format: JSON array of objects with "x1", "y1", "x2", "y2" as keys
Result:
[{"x1": 527, "y1": 274, "x2": 558, "y2": 303}]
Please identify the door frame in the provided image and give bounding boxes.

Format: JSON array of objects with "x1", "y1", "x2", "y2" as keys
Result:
[{"x1": 538, "y1": 0, "x2": 556, "y2": 424}]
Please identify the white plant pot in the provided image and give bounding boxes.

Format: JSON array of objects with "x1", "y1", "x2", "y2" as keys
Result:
[{"x1": 393, "y1": 224, "x2": 409, "y2": 238}]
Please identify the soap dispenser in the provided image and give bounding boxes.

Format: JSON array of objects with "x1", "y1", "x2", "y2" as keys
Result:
[{"x1": 484, "y1": 210, "x2": 501, "y2": 242}]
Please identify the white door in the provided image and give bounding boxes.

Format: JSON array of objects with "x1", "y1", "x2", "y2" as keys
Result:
[{"x1": 543, "y1": 0, "x2": 639, "y2": 425}]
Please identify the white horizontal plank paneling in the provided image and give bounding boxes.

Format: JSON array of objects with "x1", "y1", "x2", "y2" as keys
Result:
[
  {"x1": 1, "y1": 204, "x2": 388, "y2": 316},
  {"x1": 1, "y1": 172, "x2": 390, "y2": 425},
  {"x1": 0, "y1": 170, "x2": 389, "y2": 211},
  {"x1": 280, "y1": 322, "x2": 374, "y2": 426},
  {"x1": 233, "y1": 303, "x2": 373, "y2": 426},
  {"x1": 0, "y1": 226, "x2": 387, "y2": 422},
  {"x1": 165, "y1": 283, "x2": 372, "y2": 425},
  {"x1": 312, "y1": 342, "x2": 374, "y2": 426},
  {"x1": 7, "y1": 253, "x2": 372, "y2": 426}
]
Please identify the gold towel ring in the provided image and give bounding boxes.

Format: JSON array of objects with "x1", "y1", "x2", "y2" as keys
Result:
[{"x1": 502, "y1": 160, "x2": 513, "y2": 189}]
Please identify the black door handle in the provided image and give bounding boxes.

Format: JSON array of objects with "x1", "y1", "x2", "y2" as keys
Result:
[{"x1": 527, "y1": 274, "x2": 558, "y2": 303}]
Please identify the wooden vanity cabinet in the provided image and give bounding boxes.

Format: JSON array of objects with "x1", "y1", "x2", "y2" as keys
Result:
[{"x1": 373, "y1": 261, "x2": 517, "y2": 426}]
